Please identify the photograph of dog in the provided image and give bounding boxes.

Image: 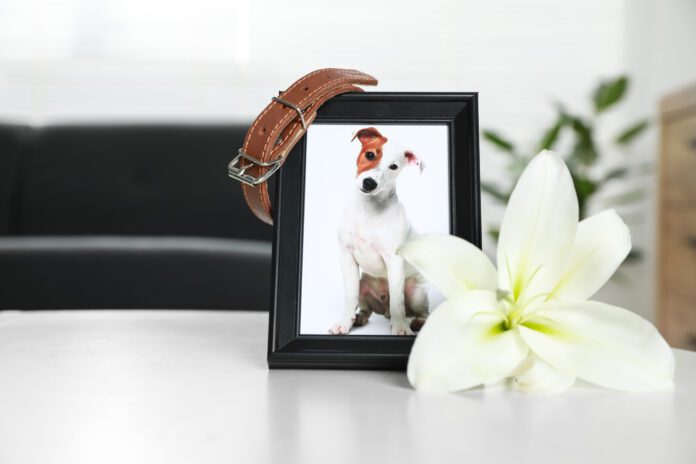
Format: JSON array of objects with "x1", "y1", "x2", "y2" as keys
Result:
[
  {"x1": 299, "y1": 124, "x2": 450, "y2": 336},
  {"x1": 330, "y1": 127, "x2": 430, "y2": 336}
]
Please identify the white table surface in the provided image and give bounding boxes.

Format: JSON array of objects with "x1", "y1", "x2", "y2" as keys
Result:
[{"x1": 0, "y1": 310, "x2": 694, "y2": 464}]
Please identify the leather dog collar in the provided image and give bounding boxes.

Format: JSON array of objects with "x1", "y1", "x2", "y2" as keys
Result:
[{"x1": 228, "y1": 68, "x2": 378, "y2": 225}]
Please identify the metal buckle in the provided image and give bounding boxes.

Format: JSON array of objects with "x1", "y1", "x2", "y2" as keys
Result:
[
  {"x1": 227, "y1": 149, "x2": 283, "y2": 187},
  {"x1": 272, "y1": 96, "x2": 307, "y2": 130},
  {"x1": 228, "y1": 96, "x2": 305, "y2": 187}
]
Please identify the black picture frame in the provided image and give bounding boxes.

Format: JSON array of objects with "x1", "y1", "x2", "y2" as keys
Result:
[{"x1": 268, "y1": 92, "x2": 480, "y2": 370}]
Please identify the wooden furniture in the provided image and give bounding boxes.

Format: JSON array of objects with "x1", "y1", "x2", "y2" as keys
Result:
[
  {"x1": 0, "y1": 310, "x2": 695, "y2": 464},
  {"x1": 659, "y1": 84, "x2": 696, "y2": 350}
]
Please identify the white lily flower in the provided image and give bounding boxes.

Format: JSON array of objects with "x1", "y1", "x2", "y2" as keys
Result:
[{"x1": 399, "y1": 150, "x2": 674, "y2": 394}]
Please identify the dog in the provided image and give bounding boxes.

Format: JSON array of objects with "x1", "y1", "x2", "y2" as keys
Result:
[{"x1": 329, "y1": 127, "x2": 429, "y2": 336}]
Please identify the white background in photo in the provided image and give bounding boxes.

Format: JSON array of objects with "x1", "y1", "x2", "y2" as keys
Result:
[{"x1": 299, "y1": 124, "x2": 450, "y2": 335}]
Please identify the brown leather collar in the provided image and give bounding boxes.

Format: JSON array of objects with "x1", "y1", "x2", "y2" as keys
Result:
[{"x1": 228, "y1": 68, "x2": 378, "y2": 225}]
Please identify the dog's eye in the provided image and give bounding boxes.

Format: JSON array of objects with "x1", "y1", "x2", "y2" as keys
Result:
[
  {"x1": 389, "y1": 164, "x2": 398, "y2": 170},
  {"x1": 365, "y1": 151, "x2": 375, "y2": 160}
]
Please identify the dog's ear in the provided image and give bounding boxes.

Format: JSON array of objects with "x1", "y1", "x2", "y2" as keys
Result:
[
  {"x1": 351, "y1": 127, "x2": 387, "y2": 145},
  {"x1": 405, "y1": 151, "x2": 425, "y2": 173}
]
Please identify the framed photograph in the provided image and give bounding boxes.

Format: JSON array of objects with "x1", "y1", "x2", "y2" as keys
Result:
[{"x1": 268, "y1": 92, "x2": 480, "y2": 369}]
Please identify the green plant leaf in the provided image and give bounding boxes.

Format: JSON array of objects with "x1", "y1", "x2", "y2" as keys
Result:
[
  {"x1": 603, "y1": 167, "x2": 628, "y2": 182},
  {"x1": 488, "y1": 227, "x2": 500, "y2": 242},
  {"x1": 506, "y1": 158, "x2": 528, "y2": 177},
  {"x1": 572, "y1": 174, "x2": 598, "y2": 199},
  {"x1": 568, "y1": 117, "x2": 598, "y2": 165},
  {"x1": 538, "y1": 117, "x2": 564, "y2": 151},
  {"x1": 625, "y1": 249, "x2": 643, "y2": 262},
  {"x1": 615, "y1": 120, "x2": 649, "y2": 145},
  {"x1": 482, "y1": 130, "x2": 515, "y2": 153},
  {"x1": 569, "y1": 116, "x2": 591, "y2": 139},
  {"x1": 481, "y1": 182, "x2": 510, "y2": 203},
  {"x1": 571, "y1": 173, "x2": 598, "y2": 219},
  {"x1": 593, "y1": 76, "x2": 628, "y2": 113}
]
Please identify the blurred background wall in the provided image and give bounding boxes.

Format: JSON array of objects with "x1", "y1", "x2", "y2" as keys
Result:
[{"x1": 0, "y1": 0, "x2": 695, "y2": 321}]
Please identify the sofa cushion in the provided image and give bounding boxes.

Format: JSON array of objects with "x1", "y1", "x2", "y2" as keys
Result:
[
  {"x1": 0, "y1": 125, "x2": 31, "y2": 235},
  {"x1": 0, "y1": 236, "x2": 271, "y2": 310},
  {"x1": 14, "y1": 124, "x2": 273, "y2": 241}
]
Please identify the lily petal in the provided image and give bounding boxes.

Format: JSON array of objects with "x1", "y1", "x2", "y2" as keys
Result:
[
  {"x1": 511, "y1": 354, "x2": 576, "y2": 394},
  {"x1": 398, "y1": 234, "x2": 497, "y2": 298},
  {"x1": 408, "y1": 291, "x2": 528, "y2": 392},
  {"x1": 549, "y1": 210, "x2": 631, "y2": 301},
  {"x1": 518, "y1": 300, "x2": 674, "y2": 392},
  {"x1": 497, "y1": 150, "x2": 578, "y2": 304}
]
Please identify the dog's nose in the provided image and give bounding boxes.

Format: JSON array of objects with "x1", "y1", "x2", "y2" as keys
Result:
[{"x1": 362, "y1": 178, "x2": 378, "y2": 192}]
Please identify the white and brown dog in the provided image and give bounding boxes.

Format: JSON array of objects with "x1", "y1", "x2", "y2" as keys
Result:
[{"x1": 329, "y1": 127, "x2": 429, "y2": 336}]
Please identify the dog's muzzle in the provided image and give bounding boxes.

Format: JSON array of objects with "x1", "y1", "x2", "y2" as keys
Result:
[{"x1": 362, "y1": 177, "x2": 378, "y2": 193}]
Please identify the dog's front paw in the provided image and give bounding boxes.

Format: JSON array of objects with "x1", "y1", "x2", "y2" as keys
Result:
[
  {"x1": 391, "y1": 320, "x2": 414, "y2": 336},
  {"x1": 329, "y1": 319, "x2": 354, "y2": 335},
  {"x1": 410, "y1": 317, "x2": 427, "y2": 332},
  {"x1": 353, "y1": 311, "x2": 370, "y2": 327}
]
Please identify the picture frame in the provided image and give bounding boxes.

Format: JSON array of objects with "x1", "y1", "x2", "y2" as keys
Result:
[{"x1": 268, "y1": 92, "x2": 480, "y2": 369}]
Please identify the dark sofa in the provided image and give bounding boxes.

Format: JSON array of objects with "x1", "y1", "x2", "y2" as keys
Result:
[{"x1": 0, "y1": 123, "x2": 273, "y2": 310}]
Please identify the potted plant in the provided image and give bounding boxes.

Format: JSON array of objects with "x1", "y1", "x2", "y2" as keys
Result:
[{"x1": 481, "y1": 76, "x2": 649, "y2": 260}]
